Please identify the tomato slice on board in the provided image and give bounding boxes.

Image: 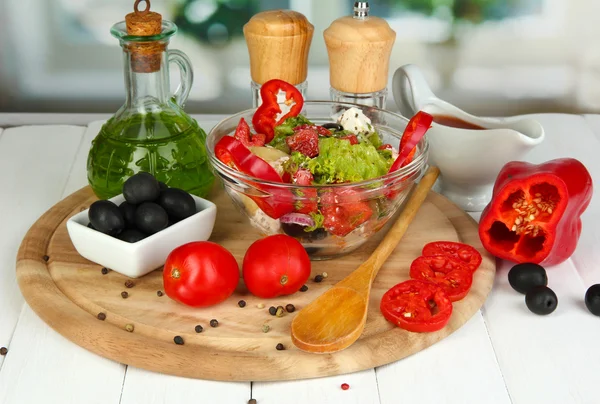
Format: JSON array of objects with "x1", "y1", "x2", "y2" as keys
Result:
[
  {"x1": 422, "y1": 241, "x2": 483, "y2": 273},
  {"x1": 409, "y1": 255, "x2": 473, "y2": 302},
  {"x1": 389, "y1": 111, "x2": 433, "y2": 172},
  {"x1": 380, "y1": 280, "x2": 453, "y2": 333}
]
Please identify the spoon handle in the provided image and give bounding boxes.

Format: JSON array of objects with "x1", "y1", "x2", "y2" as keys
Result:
[{"x1": 367, "y1": 166, "x2": 440, "y2": 278}]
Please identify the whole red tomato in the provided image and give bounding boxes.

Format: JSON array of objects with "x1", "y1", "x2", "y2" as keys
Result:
[
  {"x1": 163, "y1": 241, "x2": 240, "y2": 307},
  {"x1": 242, "y1": 235, "x2": 311, "y2": 298}
]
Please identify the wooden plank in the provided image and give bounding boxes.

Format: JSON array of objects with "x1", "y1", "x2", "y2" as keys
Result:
[
  {"x1": 0, "y1": 125, "x2": 126, "y2": 404},
  {"x1": 481, "y1": 114, "x2": 600, "y2": 404}
]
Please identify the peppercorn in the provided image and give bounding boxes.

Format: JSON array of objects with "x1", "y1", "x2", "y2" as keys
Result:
[
  {"x1": 314, "y1": 274, "x2": 324, "y2": 283},
  {"x1": 210, "y1": 319, "x2": 218, "y2": 328},
  {"x1": 285, "y1": 304, "x2": 295, "y2": 313},
  {"x1": 125, "y1": 280, "x2": 135, "y2": 288},
  {"x1": 42, "y1": 255, "x2": 49, "y2": 262},
  {"x1": 257, "y1": 303, "x2": 265, "y2": 309},
  {"x1": 275, "y1": 306, "x2": 285, "y2": 317},
  {"x1": 97, "y1": 312, "x2": 106, "y2": 321},
  {"x1": 268, "y1": 306, "x2": 277, "y2": 316},
  {"x1": 299, "y1": 285, "x2": 308, "y2": 292},
  {"x1": 121, "y1": 291, "x2": 129, "y2": 299},
  {"x1": 238, "y1": 300, "x2": 246, "y2": 308},
  {"x1": 276, "y1": 343, "x2": 285, "y2": 351},
  {"x1": 157, "y1": 291, "x2": 163, "y2": 297},
  {"x1": 101, "y1": 267, "x2": 109, "y2": 275},
  {"x1": 248, "y1": 399, "x2": 257, "y2": 404},
  {"x1": 125, "y1": 324, "x2": 134, "y2": 332},
  {"x1": 0, "y1": 347, "x2": 8, "y2": 356},
  {"x1": 174, "y1": 336, "x2": 184, "y2": 345},
  {"x1": 195, "y1": 325, "x2": 203, "y2": 333},
  {"x1": 341, "y1": 383, "x2": 350, "y2": 390},
  {"x1": 262, "y1": 324, "x2": 270, "y2": 333}
]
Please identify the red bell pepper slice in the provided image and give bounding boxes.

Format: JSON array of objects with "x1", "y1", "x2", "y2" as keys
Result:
[
  {"x1": 252, "y1": 79, "x2": 304, "y2": 143},
  {"x1": 214, "y1": 136, "x2": 295, "y2": 219},
  {"x1": 478, "y1": 158, "x2": 593, "y2": 266},
  {"x1": 422, "y1": 241, "x2": 482, "y2": 273},
  {"x1": 389, "y1": 111, "x2": 433, "y2": 172},
  {"x1": 380, "y1": 280, "x2": 453, "y2": 333},
  {"x1": 409, "y1": 255, "x2": 473, "y2": 302}
]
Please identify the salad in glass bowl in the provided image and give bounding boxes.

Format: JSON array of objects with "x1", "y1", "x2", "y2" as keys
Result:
[{"x1": 207, "y1": 82, "x2": 431, "y2": 259}]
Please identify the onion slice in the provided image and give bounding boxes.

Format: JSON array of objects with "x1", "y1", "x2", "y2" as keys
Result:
[{"x1": 280, "y1": 213, "x2": 315, "y2": 228}]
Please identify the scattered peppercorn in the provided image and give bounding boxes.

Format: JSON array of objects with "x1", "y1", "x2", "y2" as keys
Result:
[
  {"x1": 257, "y1": 303, "x2": 265, "y2": 309},
  {"x1": 125, "y1": 324, "x2": 134, "y2": 332},
  {"x1": 238, "y1": 300, "x2": 246, "y2": 308},
  {"x1": 341, "y1": 383, "x2": 350, "y2": 390},
  {"x1": 210, "y1": 319, "x2": 218, "y2": 328},
  {"x1": 276, "y1": 343, "x2": 285, "y2": 351},
  {"x1": 157, "y1": 291, "x2": 163, "y2": 297},
  {"x1": 285, "y1": 304, "x2": 295, "y2": 313},
  {"x1": 174, "y1": 336, "x2": 184, "y2": 345},
  {"x1": 121, "y1": 291, "x2": 129, "y2": 299},
  {"x1": 97, "y1": 312, "x2": 106, "y2": 321},
  {"x1": 0, "y1": 347, "x2": 7, "y2": 356},
  {"x1": 248, "y1": 399, "x2": 257, "y2": 404},
  {"x1": 314, "y1": 274, "x2": 324, "y2": 283},
  {"x1": 195, "y1": 325, "x2": 203, "y2": 333},
  {"x1": 43, "y1": 255, "x2": 49, "y2": 262},
  {"x1": 322, "y1": 272, "x2": 328, "y2": 279},
  {"x1": 101, "y1": 267, "x2": 109, "y2": 275},
  {"x1": 125, "y1": 280, "x2": 135, "y2": 288},
  {"x1": 276, "y1": 306, "x2": 285, "y2": 317},
  {"x1": 269, "y1": 306, "x2": 277, "y2": 316},
  {"x1": 300, "y1": 285, "x2": 308, "y2": 292},
  {"x1": 262, "y1": 324, "x2": 270, "y2": 333}
]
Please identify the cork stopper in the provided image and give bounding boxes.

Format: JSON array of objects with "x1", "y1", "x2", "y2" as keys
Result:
[
  {"x1": 324, "y1": 5, "x2": 396, "y2": 94},
  {"x1": 124, "y1": 0, "x2": 164, "y2": 73},
  {"x1": 243, "y1": 10, "x2": 314, "y2": 85}
]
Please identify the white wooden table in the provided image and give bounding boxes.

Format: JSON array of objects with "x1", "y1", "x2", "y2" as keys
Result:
[{"x1": 0, "y1": 113, "x2": 598, "y2": 404}]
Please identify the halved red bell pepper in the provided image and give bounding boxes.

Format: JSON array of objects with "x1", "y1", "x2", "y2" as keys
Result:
[
  {"x1": 215, "y1": 136, "x2": 295, "y2": 219},
  {"x1": 252, "y1": 79, "x2": 304, "y2": 143},
  {"x1": 478, "y1": 158, "x2": 593, "y2": 266}
]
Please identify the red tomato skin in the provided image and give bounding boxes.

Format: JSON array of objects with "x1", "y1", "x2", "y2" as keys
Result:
[
  {"x1": 163, "y1": 241, "x2": 240, "y2": 308},
  {"x1": 242, "y1": 235, "x2": 311, "y2": 298}
]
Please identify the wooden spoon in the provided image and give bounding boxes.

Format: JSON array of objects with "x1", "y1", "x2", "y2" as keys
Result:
[{"x1": 291, "y1": 166, "x2": 441, "y2": 353}]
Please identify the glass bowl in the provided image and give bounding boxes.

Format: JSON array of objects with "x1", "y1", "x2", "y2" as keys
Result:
[{"x1": 206, "y1": 101, "x2": 429, "y2": 260}]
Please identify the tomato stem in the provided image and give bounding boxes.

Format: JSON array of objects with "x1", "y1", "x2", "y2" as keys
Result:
[
  {"x1": 280, "y1": 275, "x2": 288, "y2": 285},
  {"x1": 171, "y1": 268, "x2": 181, "y2": 279}
]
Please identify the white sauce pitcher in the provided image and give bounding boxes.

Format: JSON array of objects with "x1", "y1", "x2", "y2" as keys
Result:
[{"x1": 392, "y1": 64, "x2": 545, "y2": 211}]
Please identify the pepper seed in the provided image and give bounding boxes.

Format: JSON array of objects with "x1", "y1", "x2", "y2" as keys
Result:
[
  {"x1": 157, "y1": 291, "x2": 163, "y2": 297},
  {"x1": 238, "y1": 300, "x2": 246, "y2": 308},
  {"x1": 101, "y1": 267, "x2": 109, "y2": 275},
  {"x1": 314, "y1": 274, "x2": 324, "y2": 283},
  {"x1": 43, "y1": 255, "x2": 49, "y2": 262},
  {"x1": 322, "y1": 272, "x2": 328, "y2": 278},
  {"x1": 262, "y1": 324, "x2": 270, "y2": 333},
  {"x1": 121, "y1": 291, "x2": 129, "y2": 299},
  {"x1": 285, "y1": 304, "x2": 295, "y2": 313},
  {"x1": 174, "y1": 336, "x2": 184, "y2": 345},
  {"x1": 299, "y1": 285, "x2": 308, "y2": 292},
  {"x1": 125, "y1": 324, "x2": 134, "y2": 332},
  {"x1": 0, "y1": 347, "x2": 8, "y2": 356},
  {"x1": 97, "y1": 312, "x2": 106, "y2": 321},
  {"x1": 195, "y1": 325, "x2": 203, "y2": 333},
  {"x1": 276, "y1": 343, "x2": 285, "y2": 351},
  {"x1": 125, "y1": 280, "x2": 135, "y2": 288},
  {"x1": 268, "y1": 306, "x2": 277, "y2": 316},
  {"x1": 275, "y1": 306, "x2": 285, "y2": 317},
  {"x1": 210, "y1": 319, "x2": 219, "y2": 328}
]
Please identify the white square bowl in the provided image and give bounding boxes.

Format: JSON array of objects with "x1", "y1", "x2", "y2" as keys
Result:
[{"x1": 66, "y1": 193, "x2": 217, "y2": 278}]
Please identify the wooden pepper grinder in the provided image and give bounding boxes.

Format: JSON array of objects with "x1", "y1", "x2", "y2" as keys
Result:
[
  {"x1": 244, "y1": 10, "x2": 314, "y2": 107},
  {"x1": 324, "y1": 1, "x2": 396, "y2": 108}
]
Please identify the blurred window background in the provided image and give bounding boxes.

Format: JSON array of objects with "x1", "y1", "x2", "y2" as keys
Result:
[{"x1": 0, "y1": 0, "x2": 598, "y2": 116}]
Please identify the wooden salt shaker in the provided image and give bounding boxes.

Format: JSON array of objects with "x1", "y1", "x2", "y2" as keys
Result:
[
  {"x1": 324, "y1": 1, "x2": 396, "y2": 108},
  {"x1": 244, "y1": 10, "x2": 314, "y2": 107}
]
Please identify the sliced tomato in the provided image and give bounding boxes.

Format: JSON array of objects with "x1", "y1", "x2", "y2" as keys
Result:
[
  {"x1": 234, "y1": 117, "x2": 266, "y2": 147},
  {"x1": 294, "y1": 124, "x2": 332, "y2": 137},
  {"x1": 340, "y1": 135, "x2": 359, "y2": 145},
  {"x1": 293, "y1": 169, "x2": 317, "y2": 214},
  {"x1": 378, "y1": 144, "x2": 393, "y2": 151},
  {"x1": 321, "y1": 189, "x2": 373, "y2": 237},
  {"x1": 409, "y1": 255, "x2": 473, "y2": 302},
  {"x1": 380, "y1": 280, "x2": 453, "y2": 333},
  {"x1": 422, "y1": 241, "x2": 483, "y2": 273}
]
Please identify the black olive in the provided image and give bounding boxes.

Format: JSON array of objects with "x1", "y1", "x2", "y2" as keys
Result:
[
  {"x1": 88, "y1": 200, "x2": 125, "y2": 236},
  {"x1": 525, "y1": 286, "x2": 558, "y2": 315},
  {"x1": 584, "y1": 284, "x2": 600, "y2": 316},
  {"x1": 508, "y1": 263, "x2": 548, "y2": 294},
  {"x1": 158, "y1": 181, "x2": 169, "y2": 191},
  {"x1": 87, "y1": 222, "x2": 96, "y2": 230},
  {"x1": 134, "y1": 202, "x2": 169, "y2": 235},
  {"x1": 281, "y1": 223, "x2": 327, "y2": 241},
  {"x1": 117, "y1": 229, "x2": 148, "y2": 243},
  {"x1": 119, "y1": 201, "x2": 137, "y2": 228},
  {"x1": 322, "y1": 123, "x2": 344, "y2": 131},
  {"x1": 157, "y1": 188, "x2": 196, "y2": 221},
  {"x1": 122, "y1": 172, "x2": 161, "y2": 204}
]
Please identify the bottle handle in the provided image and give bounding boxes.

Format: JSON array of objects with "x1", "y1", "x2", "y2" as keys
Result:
[{"x1": 168, "y1": 49, "x2": 194, "y2": 108}]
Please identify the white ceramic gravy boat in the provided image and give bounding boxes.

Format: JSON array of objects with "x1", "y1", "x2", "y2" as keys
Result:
[{"x1": 392, "y1": 64, "x2": 545, "y2": 211}]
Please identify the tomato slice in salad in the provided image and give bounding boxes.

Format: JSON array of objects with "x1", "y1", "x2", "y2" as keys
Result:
[
  {"x1": 292, "y1": 169, "x2": 318, "y2": 214},
  {"x1": 321, "y1": 189, "x2": 373, "y2": 237},
  {"x1": 389, "y1": 111, "x2": 433, "y2": 172},
  {"x1": 380, "y1": 280, "x2": 453, "y2": 333},
  {"x1": 214, "y1": 136, "x2": 294, "y2": 219},
  {"x1": 409, "y1": 255, "x2": 473, "y2": 302},
  {"x1": 422, "y1": 241, "x2": 483, "y2": 273},
  {"x1": 234, "y1": 118, "x2": 266, "y2": 147}
]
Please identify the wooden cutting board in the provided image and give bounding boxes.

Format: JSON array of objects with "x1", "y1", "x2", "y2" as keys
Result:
[{"x1": 16, "y1": 186, "x2": 495, "y2": 382}]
